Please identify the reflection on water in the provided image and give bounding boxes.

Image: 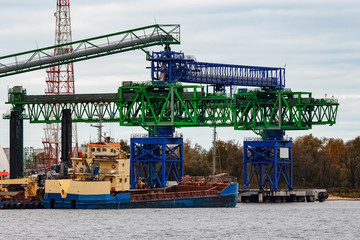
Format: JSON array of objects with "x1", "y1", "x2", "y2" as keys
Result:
[{"x1": 1, "y1": 201, "x2": 359, "y2": 240}]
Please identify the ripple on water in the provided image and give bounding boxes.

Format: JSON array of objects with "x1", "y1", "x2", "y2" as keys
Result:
[{"x1": 0, "y1": 201, "x2": 359, "y2": 240}]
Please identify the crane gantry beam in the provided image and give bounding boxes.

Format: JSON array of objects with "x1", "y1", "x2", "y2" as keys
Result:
[{"x1": 5, "y1": 85, "x2": 338, "y2": 136}]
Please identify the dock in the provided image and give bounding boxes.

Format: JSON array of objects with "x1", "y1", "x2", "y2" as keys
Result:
[{"x1": 239, "y1": 189, "x2": 328, "y2": 203}]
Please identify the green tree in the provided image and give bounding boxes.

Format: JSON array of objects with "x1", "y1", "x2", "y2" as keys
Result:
[
  {"x1": 207, "y1": 140, "x2": 243, "y2": 180},
  {"x1": 120, "y1": 139, "x2": 130, "y2": 153},
  {"x1": 293, "y1": 134, "x2": 323, "y2": 188},
  {"x1": 322, "y1": 138, "x2": 347, "y2": 188},
  {"x1": 343, "y1": 137, "x2": 360, "y2": 188},
  {"x1": 183, "y1": 139, "x2": 211, "y2": 176}
]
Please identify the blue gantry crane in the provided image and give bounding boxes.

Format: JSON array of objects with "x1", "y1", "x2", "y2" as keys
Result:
[
  {"x1": 140, "y1": 50, "x2": 334, "y2": 191},
  {"x1": 130, "y1": 50, "x2": 287, "y2": 189}
]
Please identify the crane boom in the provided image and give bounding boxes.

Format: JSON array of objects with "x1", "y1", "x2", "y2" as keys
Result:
[
  {"x1": 0, "y1": 24, "x2": 180, "y2": 78},
  {"x1": 149, "y1": 51, "x2": 285, "y2": 88}
]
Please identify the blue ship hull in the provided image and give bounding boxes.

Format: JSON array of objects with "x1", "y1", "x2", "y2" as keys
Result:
[
  {"x1": 43, "y1": 184, "x2": 238, "y2": 209},
  {"x1": 0, "y1": 201, "x2": 44, "y2": 209}
]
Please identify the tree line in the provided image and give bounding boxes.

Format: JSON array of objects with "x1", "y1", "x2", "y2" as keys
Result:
[
  {"x1": 183, "y1": 135, "x2": 360, "y2": 191},
  {"x1": 27, "y1": 135, "x2": 359, "y2": 192}
]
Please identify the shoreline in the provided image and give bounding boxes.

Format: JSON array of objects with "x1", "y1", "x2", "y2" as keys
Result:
[{"x1": 327, "y1": 194, "x2": 360, "y2": 201}]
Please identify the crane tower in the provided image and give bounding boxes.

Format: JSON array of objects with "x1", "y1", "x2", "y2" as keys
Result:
[{"x1": 43, "y1": 0, "x2": 78, "y2": 168}]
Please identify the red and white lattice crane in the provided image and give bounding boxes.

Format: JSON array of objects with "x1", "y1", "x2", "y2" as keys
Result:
[{"x1": 43, "y1": 0, "x2": 78, "y2": 168}]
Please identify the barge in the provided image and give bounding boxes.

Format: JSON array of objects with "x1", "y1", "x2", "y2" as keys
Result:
[{"x1": 44, "y1": 176, "x2": 238, "y2": 209}]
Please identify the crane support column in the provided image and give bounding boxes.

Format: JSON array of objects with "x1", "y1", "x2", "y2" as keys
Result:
[
  {"x1": 130, "y1": 127, "x2": 183, "y2": 189},
  {"x1": 244, "y1": 131, "x2": 293, "y2": 191},
  {"x1": 10, "y1": 111, "x2": 23, "y2": 179},
  {"x1": 61, "y1": 109, "x2": 72, "y2": 177}
]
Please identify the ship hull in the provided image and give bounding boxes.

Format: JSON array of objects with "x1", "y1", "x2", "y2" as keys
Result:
[{"x1": 43, "y1": 184, "x2": 238, "y2": 209}]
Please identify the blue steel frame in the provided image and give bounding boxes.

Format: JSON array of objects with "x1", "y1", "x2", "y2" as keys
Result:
[
  {"x1": 130, "y1": 136, "x2": 183, "y2": 189},
  {"x1": 149, "y1": 51, "x2": 285, "y2": 88},
  {"x1": 243, "y1": 140, "x2": 293, "y2": 191}
]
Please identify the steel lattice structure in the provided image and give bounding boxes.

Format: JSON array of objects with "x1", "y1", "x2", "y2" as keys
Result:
[
  {"x1": 43, "y1": 0, "x2": 77, "y2": 168},
  {"x1": 1, "y1": 23, "x2": 182, "y2": 180},
  {"x1": 149, "y1": 51, "x2": 285, "y2": 89},
  {"x1": 130, "y1": 135, "x2": 183, "y2": 189},
  {"x1": 5, "y1": 85, "x2": 338, "y2": 130},
  {"x1": 46, "y1": 0, "x2": 75, "y2": 95},
  {"x1": 233, "y1": 90, "x2": 338, "y2": 134},
  {"x1": 1, "y1": 23, "x2": 339, "y2": 190},
  {"x1": 244, "y1": 139, "x2": 293, "y2": 190},
  {"x1": 4, "y1": 84, "x2": 338, "y2": 187},
  {"x1": 118, "y1": 84, "x2": 232, "y2": 130},
  {"x1": 0, "y1": 25, "x2": 180, "y2": 78}
]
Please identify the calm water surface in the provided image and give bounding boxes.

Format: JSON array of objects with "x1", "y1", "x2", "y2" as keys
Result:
[{"x1": 1, "y1": 201, "x2": 359, "y2": 240}]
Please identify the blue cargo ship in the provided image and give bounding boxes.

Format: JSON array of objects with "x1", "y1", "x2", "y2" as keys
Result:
[
  {"x1": 1, "y1": 142, "x2": 238, "y2": 209},
  {"x1": 42, "y1": 142, "x2": 237, "y2": 209},
  {"x1": 43, "y1": 178, "x2": 238, "y2": 209}
]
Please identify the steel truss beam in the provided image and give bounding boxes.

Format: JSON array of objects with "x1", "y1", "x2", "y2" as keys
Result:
[
  {"x1": 118, "y1": 84, "x2": 232, "y2": 128},
  {"x1": 233, "y1": 89, "x2": 339, "y2": 134},
  {"x1": 4, "y1": 85, "x2": 338, "y2": 188},
  {"x1": 0, "y1": 25, "x2": 180, "y2": 78},
  {"x1": 149, "y1": 51, "x2": 285, "y2": 88},
  {"x1": 4, "y1": 87, "x2": 119, "y2": 123},
  {"x1": 5, "y1": 86, "x2": 338, "y2": 136}
]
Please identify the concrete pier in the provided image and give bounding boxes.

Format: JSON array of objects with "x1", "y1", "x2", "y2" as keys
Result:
[{"x1": 239, "y1": 189, "x2": 328, "y2": 203}]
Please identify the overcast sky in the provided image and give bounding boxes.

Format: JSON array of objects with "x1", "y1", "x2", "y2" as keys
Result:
[{"x1": 0, "y1": 0, "x2": 359, "y2": 149}]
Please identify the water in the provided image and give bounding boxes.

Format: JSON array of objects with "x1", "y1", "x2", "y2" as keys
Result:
[{"x1": 1, "y1": 201, "x2": 359, "y2": 240}]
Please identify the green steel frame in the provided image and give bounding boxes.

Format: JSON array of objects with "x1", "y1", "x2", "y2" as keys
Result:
[
  {"x1": 233, "y1": 89, "x2": 338, "y2": 138},
  {"x1": 0, "y1": 24, "x2": 180, "y2": 78},
  {"x1": 118, "y1": 83, "x2": 232, "y2": 129},
  {"x1": 5, "y1": 85, "x2": 339, "y2": 137},
  {"x1": 4, "y1": 86, "x2": 120, "y2": 123}
]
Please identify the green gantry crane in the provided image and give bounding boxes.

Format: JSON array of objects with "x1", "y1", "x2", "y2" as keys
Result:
[{"x1": 1, "y1": 24, "x2": 338, "y2": 191}]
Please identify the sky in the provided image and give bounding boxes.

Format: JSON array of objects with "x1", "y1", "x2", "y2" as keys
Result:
[{"x1": 0, "y1": 0, "x2": 359, "y2": 149}]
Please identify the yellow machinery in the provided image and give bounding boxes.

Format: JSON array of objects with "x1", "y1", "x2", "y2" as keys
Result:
[{"x1": 0, "y1": 174, "x2": 44, "y2": 201}]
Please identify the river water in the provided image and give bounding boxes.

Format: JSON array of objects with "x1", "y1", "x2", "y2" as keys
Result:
[{"x1": 1, "y1": 201, "x2": 359, "y2": 240}]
